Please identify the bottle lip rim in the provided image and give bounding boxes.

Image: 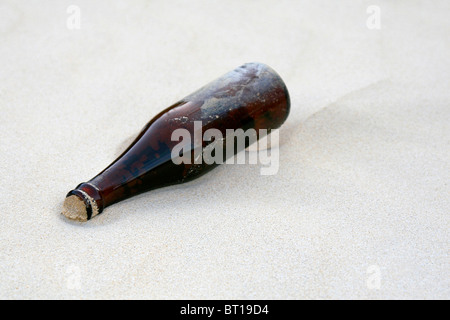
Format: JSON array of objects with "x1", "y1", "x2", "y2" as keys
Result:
[{"x1": 66, "y1": 183, "x2": 102, "y2": 220}]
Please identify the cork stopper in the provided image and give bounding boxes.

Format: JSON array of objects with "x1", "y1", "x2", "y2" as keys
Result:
[{"x1": 62, "y1": 195, "x2": 88, "y2": 222}]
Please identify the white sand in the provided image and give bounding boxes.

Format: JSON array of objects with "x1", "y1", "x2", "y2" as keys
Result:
[{"x1": 0, "y1": 0, "x2": 448, "y2": 299}]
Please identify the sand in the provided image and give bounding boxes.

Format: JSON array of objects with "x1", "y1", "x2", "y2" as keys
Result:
[{"x1": 0, "y1": 0, "x2": 448, "y2": 299}]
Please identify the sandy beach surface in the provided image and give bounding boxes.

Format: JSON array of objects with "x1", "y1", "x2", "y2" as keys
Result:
[{"x1": 0, "y1": 0, "x2": 448, "y2": 299}]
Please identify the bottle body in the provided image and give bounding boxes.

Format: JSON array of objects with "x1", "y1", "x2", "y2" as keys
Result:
[{"x1": 65, "y1": 62, "x2": 290, "y2": 220}]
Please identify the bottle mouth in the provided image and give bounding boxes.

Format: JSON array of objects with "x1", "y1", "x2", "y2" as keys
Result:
[
  {"x1": 62, "y1": 183, "x2": 103, "y2": 221},
  {"x1": 62, "y1": 194, "x2": 89, "y2": 222}
]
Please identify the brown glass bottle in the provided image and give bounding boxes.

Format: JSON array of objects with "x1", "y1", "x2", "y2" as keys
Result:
[{"x1": 63, "y1": 62, "x2": 290, "y2": 221}]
